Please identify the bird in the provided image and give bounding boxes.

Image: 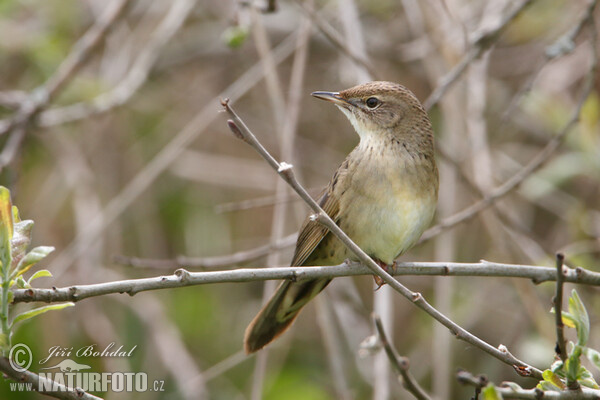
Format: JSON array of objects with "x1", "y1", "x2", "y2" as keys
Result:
[{"x1": 243, "y1": 81, "x2": 439, "y2": 354}]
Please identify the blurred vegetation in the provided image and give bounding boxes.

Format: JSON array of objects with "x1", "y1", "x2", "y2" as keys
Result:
[{"x1": 0, "y1": 0, "x2": 599, "y2": 399}]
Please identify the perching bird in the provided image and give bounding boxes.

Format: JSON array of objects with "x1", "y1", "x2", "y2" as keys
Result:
[{"x1": 244, "y1": 81, "x2": 439, "y2": 354}]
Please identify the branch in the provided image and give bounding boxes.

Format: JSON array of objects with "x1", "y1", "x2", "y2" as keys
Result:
[
  {"x1": 373, "y1": 314, "x2": 432, "y2": 400},
  {"x1": 0, "y1": 357, "x2": 102, "y2": 400},
  {"x1": 554, "y1": 253, "x2": 568, "y2": 362},
  {"x1": 13, "y1": 261, "x2": 600, "y2": 304},
  {"x1": 114, "y1": 233, "x2": 297, "y2": 269},
  {"x1": 220, "y1": 99, "x2": 542, "y2": 379},
  {"x1": 292, "y1": 0, "x2": 378, "y2": 79}
]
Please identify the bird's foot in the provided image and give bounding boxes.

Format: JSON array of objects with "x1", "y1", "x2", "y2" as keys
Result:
[{"x1": 373, "y1": 260, "x2": 396, "y2": 290}]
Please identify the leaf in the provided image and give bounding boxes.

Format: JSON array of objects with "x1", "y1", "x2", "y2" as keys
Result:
[
  {"x1": 537, "y1": 380, "x2": 561, "y2": 391},
  {"x1": 0, "y1": 186, "x2": 14, "y2": 277},
  {"x1": 550, "y1": 359, "x2": 564, "y2": 375},
  {"x1": 565, "y1": 348, "x2": 582, "y2": 384},
  {"x1": 0, "y1": 187, "x2": 14, "y2": 241},
  {"x1": 11, "y1": 303, "x2": 74, "y2": 327},
  {"x1": 585, "y1": 347, "x2": 600, "y2": 372},
  {"x1": 551, "y1": 306, "x2": 576, "y2": 328},
  {"x1": 568, "y1": 290, "x2": 589, "y2": 346},
  {"x1": 543, "y1": 369, "x2": 566, "y2": 389},
  {"x1": 15, "y1": 276, "x2": 27, "y2": 289},
  {"x1": 11, "y1": 206, "x2": 20, "y2": 223},
  {"x1": 222, "y1": 26, "x2": 249, "y2": 48},
  {"x1": 561, "y1": 311, "x2": 577, "y2": 328},
  {"x1": 13, "y1": 246, "x2": 55, "y2": 278},
  {"x1": 482, "y1": 384, "x2": 502, "y2": 400},
  {"x1": 27, "y1": 269, "x2": 52, "y2": 285}
]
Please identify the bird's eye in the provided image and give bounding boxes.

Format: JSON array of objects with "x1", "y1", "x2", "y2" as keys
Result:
[{"x1": 365, "y1": 97, "x2": 379, "y2": 109}]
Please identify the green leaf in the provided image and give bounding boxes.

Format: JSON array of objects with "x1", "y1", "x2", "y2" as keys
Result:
[
  {"x1": 12, "y1": 206, "x2": 20, "y2": 223},
  {"x1": 222, "y1": 26, "x2": 249, "y2": 48},
  {"x1": 11, "y1": 303, "x2": 74, "y2": 327},
  {"x1": 0, "y1": 186, "x2": 14, "y2": 277},
  {"x1": 550, "y1": 359, "x2": 564, "y2": 375},
  {"x1": 15, "y1": 276, "x2": 27, "y2": 289},
  {"x1": 560, "y1": 311, "x2": 577, "y2": 328},
  {"x1": 0, "y1": 187, "x2": 14, "y2": 241},
  {"x1": 482, "y1": 384, "x2": 502, "y2": 400},
  {"x1": 11, "y1": 220, "x2": 33, "y2": 260},
  {"x1": 537, "y1": 380, "x2": 561, "y2": 391},
  {"x1": 27, "y1": 269, "x2": 52, "y2": 286},
  {"x1": 543, "y1": 369, "x2": 566, "y2": 389},
  {"x1": 585, "y1": 347, "x2": 600, "y2": 372},
  {"x1": 13, "y1": 246, "x2": 55, "y2": 279},
  {"x1": 568, "y1": 290, "x2": 589, "y2": 346},
  {"x1": 565, "y1": 348, "x2": 582, "y2": 384},
  {"x1": 579, "y1": 377, "x2": 599, "y2": 389}
]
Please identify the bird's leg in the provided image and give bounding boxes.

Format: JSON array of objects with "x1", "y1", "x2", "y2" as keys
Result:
[{"x1": 373, "y1": 259, "x2": 396, "y2": 290}]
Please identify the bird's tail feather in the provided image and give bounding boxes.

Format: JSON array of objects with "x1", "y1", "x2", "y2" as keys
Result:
[{"x1": 244, "y1": 278, "x2": 331, "y2": 353}]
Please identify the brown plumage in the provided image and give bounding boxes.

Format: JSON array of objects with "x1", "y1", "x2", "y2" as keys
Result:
[{"x1": 244, "y1": 81, "x2": 439, "y2": 354}]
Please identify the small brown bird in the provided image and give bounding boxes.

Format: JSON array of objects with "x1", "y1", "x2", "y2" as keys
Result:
[{"x1": 244, "y1": 81, "x2": 438, "y2": 353}]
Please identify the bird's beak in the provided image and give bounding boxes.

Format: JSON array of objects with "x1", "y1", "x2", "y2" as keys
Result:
[{"x1": 311, "y1": 91, "x2": 350, "y2": 107}]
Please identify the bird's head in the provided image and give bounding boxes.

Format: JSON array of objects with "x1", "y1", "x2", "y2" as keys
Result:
[{"x1": 311, "y1": 81, "x2": 430, "y2": 141}]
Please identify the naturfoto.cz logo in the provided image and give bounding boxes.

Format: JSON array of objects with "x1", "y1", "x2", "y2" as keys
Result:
[{"x1": 7, "y1": 343, "x2": 165, "y2": 394}]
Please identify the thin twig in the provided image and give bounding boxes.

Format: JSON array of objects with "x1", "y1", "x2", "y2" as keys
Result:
[
  {"x1": 422, "y1": 0, "x2": 534, "y2": 110},
  {"x1": 221, "y1": 100, "x2": 542, "y2": 378},
  {"x1": 554, "y1": 253, "x2": 568, "y2": 362},
  {"x1": 292, "y1": 0, "x2": 378, "y2": 79},
  {"x1": 373, "y1": 314, "x2": 432, "y2": 400},
  {"x1": 114, "y1": 233, "x2": 297, "y2": 269},
  {"x1": 0, "y1": 357, "x2": 102, "y2": 400}
]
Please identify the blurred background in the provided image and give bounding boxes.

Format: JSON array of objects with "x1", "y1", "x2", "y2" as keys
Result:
[{"x1": 0, "y1": 0, "x2": 599, "y2": 398}]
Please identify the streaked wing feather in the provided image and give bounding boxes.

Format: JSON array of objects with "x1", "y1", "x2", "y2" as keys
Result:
[{"x1": 290, "y1": 159, "x2": 348, "y2": 266}]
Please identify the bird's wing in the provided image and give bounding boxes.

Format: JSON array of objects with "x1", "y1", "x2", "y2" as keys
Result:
[{"x1": 290, "y1": 159, "x2": 349, "y2": 266}]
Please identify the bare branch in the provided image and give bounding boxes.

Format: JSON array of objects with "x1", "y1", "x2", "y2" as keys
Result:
[
  {"x1": 553, "y1": 253, "x2": 568, "y2": 363},
  {"x1": 13, "y1": 261, "x2": 600, "y2": 304},
  {"x1": 114, "y1": 233, "x2": 297, "y2": 269},
  {"x1": 373, "y1": 314, "x2": 432, "y2": 400},
  {"x1": 0, "y1": 357, "x2": 102, "y2": 400}
]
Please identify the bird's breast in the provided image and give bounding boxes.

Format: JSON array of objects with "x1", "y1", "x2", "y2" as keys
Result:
[{"x1": 337, "y1": 139, "x2": 438, "y2": 264}]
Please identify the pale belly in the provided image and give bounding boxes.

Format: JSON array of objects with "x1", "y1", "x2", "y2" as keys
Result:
[{"x1": 336, "y1": 163, "x2": 437, "y2": 264}]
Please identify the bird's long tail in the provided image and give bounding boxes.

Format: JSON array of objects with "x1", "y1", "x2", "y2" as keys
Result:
[{"x1": 244, "y1": 278, "x2": 331, "y2": 354}]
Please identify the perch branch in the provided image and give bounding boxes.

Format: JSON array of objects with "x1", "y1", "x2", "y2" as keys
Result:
[{"x1": 11, "y1": 261, "x2": 600, "y2": 304}]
